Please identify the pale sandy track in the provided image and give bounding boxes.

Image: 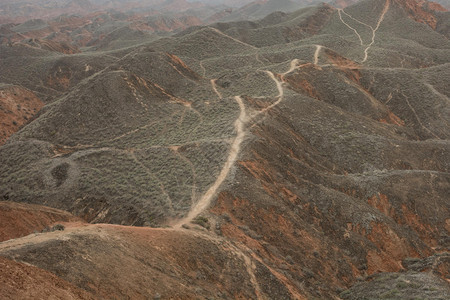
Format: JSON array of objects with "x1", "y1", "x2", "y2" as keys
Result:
[
  {"x1": 174, "y1": 60, "x2": 297, "y2": 228},
  {"x1": 258, "y1": 70, "x2": 284, "y2": 113},
  {"x1": 2, "y1": 59, "x2": 302, "y2": 299},
  {"x1": 211, "y1": 79, "x2": 222, "y2": 99},
  {"x1": 338, "y1": 9, "x2": 364, "y2": 46},
  {"x1": 208, "y1": 27, "x2": 257, "y2": 50},
  {"x1": 337, "y1": 0, "x2": 390, "y2": 63},
  {"x1": 173, "y1": 96, "x2": 247, "y2": 229},
  {"x1": 400, "y1": 91, "x2": 440, "y2": 139},
  {"x1": 362, "y1": 0, "x2": 390, "y2": 62},
  {"x1": 281, "y1": 59, "x2": 300, "y2": 79},
  {"x1": 314, "y1": 45, "x2": 323, "y2": 65},
  {"x1": 341, "y1": 9, "x2": 372, "y2": 29}
]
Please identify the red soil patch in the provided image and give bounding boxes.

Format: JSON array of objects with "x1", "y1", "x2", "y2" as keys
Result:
[
  {"x1": 0, "y1": 201, "x2": 82, "y2": 242},
  {"x1": 212, "y1": 192, "x2": 354, "y2": 296},
  {"x1": 399, "y1": 204, "x2": 438, "y2": 247},
  {"x1": 368, "y1": 193, "x2": 396, "y2": 218},
  {"x1": 332, "y1": 0, "x2": 360, "y2": 8},
  {"x1": 46, "y1": 67, "x2": 72, "y2": 91},
  {"x1": 379, "y1": 111, "x2": 405, "y2": 126},
  {"x1": 166, "y1": 53, "x2": 201, "y2": 81},
  {"x1": 356, "y1": 221, "x2": 424, "y2": 274},
  {"x1": 393, "y1": 0, "x2": 447, "y2": 29},
  {"x1": 368, "y1": 193, "x2": 438, "y2": 248},
  {"x1": 324, "y1": 48, "x2": 361, "y2": 83},
  {"x1": 0, "y1": 85, "x2": 43, "y2": 145},
  {"x1": 283, "y1": 66, "x2": 321, "y2": 100}
]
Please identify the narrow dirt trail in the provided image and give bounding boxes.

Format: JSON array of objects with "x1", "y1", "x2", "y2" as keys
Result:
[
  {"x1": 314, "y1": 45, "x2": 323, "y2": 65},
  {"x1": 337, "y1": 0, "x2": 390, "y2": 63},
  {"x1": 338, "y1": 9, "x2": 364, "y2": 46},
  {"x1": 362, "y1": 0, "x2": 390, "y2": 63},
  {"x1": 176, "y1": 60, "x2": 296, "y2": 229},
  {"x1": 341, "y1": 9, "x2": 372, "y2": 30},
  {"x1": 199, "y1": 60, "x2": 207, "y2": 77},
  {"x1": 173, "y1": 96, "x2": 247, "y2": 229},
  {"x1": 0, "y1": 223, "x2": 93, "y2": 252},
  {"x1": 424, "y1": 83, "x2": 450, "y2": 103},
  {"x1": 400, "y1": 91, "x2": 440, "y2": 139},
  {"x1": 257, "y1": 71, "x2": 284, "y2": 114},
  {"x1": 281, "y1": 59, "x2": 300, "y2": 79},
  {"x1": 240, "y1": 252, "x2": 263, "y2": 299},
  {"x1": 129, "y1": 152, "x2": 175, "y2": 215},
  {"x1": 1, "y1": 60, "x2": 301, "y2": 298},
  {"x1": 211, "y1": 79, "x2": 222, "y2": 99},
  {"x1": 208, "y1": 27, "x2": 257, "y2": 50}
]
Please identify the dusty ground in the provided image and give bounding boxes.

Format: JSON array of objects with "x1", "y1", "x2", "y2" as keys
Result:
[
  {"x1": 0, "y1": 256, "x2": 94, "y2": 300},
  {"x1": 0, "y1": 0, "x2": 449, "y2": 298},
  {"x1": 0, "y1": 85, "x2": 43, "y2": 145},
  {"x1": 0, "y1": 201, "x2": 81, "y2": 242}
]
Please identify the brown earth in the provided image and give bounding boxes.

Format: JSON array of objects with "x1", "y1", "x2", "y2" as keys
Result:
[
  {"x1": 0, "y1": 222, "x2": 270, "y2": 299},
  {"x1": 331, "y1": 0, "x2": 360, "y2": 9},
  {"x1": 0, "y1": 201, "x2": 82, "y2": 242},
  {"x1": 393, "y1": 0, "x2": 448, "y2": 29},
  {"x1": 0, "y1": 0, "x2": 449, "y2": 298},
  {"x1": 23, "y1": 38, "x2": 80, "y2": 54},
  {"x1": 0, "y1": 85, "x2": 43, "y2": 145},
  {"x1": 0, "y1": 256, "x2": 94, "y2": 300}
]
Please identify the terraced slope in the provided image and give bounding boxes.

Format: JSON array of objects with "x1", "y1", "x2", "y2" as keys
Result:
[{"x1": 0, "y1": 0, "x2": 449, "y2": 298}]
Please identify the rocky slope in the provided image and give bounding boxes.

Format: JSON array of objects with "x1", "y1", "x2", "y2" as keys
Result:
[{"x1": 0, "y1": 0, "x2": 449, "y2": 298}]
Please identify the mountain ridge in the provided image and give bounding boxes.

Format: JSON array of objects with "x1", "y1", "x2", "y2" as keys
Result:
[{"x1": 0, "y1": 0, "x2": 449, "y2": 298}]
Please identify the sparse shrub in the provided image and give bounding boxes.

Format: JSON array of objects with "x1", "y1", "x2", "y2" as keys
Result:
[
  {"x1": 396, "y1": 281, "x2": 409, "y2": 289},
  {"x1": 192, "y1": 216, "x2": 210, "y2": 229},
  {"x1": 339, "y1": 289, "x2": 352, "y2": 298},
  {"x1": 222, "y1": 213, "x2": 231, "y2": 223},
  {"x1": 52, "y1": 224, "x2": 65, "y2": 231},
  {"x1": 42, "y1": 224, "x2": 65, "y2": 233},
  {"x1": 381, "y1": 289, "x2": 399, "y2": 298}
]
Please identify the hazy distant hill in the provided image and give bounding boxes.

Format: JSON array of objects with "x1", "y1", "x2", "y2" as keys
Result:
[
  {"x1": 0, "y1": 0, "x2": 223, "y2": 24},
  {"x1": 219, "y1": 0, "x2": 328, "y2": 21}
]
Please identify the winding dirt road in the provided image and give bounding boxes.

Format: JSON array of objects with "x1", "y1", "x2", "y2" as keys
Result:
[
  {"x1": 337, "y1": 0, "x2": 390, "y2": 63},
  {"x1": 173, "y1": 96, "x2": 247, "y2": 229},
  {"x1": 362, "y1": 0, "x2": 390, "y2": 62},
  {"x1": 175, "y1": 60, "x2": 296, "y2": 229},
  {"x1": 338, "y1": 9, "x2": 364, "y2": 46}
]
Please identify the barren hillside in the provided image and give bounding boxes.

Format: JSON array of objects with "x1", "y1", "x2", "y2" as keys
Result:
[{"x1": 0, "y1": 0, "x2": 449, "y2": 299}]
